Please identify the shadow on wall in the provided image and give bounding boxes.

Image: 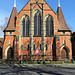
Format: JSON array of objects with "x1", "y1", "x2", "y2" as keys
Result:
[
  {"x1": 52, "y1": 37, "x2": 56, "y2": 61},
  {"x1": 0, "y1": 47, "x2": 2, "y2": 59}
]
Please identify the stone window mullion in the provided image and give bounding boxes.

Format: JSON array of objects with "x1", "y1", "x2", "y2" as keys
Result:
[{"x1": 46, "y1": 44, "x2": 48, "y2": 50}]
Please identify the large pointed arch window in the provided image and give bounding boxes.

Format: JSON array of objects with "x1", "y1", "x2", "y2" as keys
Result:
[
  {"x1": 22, "y1": 16, "x2": 29, "y2": 37},
  {"x1": 50, "y1": 18, "x2": 54, "y2": 35},
  {"x1": 46, "y1": 16, "x2": 54, "y2": 36},
  {"x1": 22, "y1": 19, "x2": 25, "y2": 37},
  {"x1": 34, "y1": 12, "x2": 41, "y2": 36}
]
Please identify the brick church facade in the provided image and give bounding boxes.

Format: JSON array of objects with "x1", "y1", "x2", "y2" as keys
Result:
[{"x1": 0, "y1": 0, "x2": 74, "y2": 61}]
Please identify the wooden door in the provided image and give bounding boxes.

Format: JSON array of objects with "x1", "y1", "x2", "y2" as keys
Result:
[
  {"x1": 61, "y1": 48, "x2": 67, "y2": 59},
  {"x1": 7, "y1": 48, "x2": 13, "y2": 59}
]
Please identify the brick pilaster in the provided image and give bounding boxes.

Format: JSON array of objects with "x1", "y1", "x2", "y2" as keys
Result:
[{"x1": 55, "y1": 35, "x2": 61, "y2": 61}]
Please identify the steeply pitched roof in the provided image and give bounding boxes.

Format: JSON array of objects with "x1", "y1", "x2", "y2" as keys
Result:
[
  {"x1": 18, "y1": 0, "x2": 56, "y2": 14},
  {"x1": 57, "y1": 7, "x2": 71, "y2": 31},
  {"x1": 4, "y1": 7, "x2": 17, "y2": 32}
]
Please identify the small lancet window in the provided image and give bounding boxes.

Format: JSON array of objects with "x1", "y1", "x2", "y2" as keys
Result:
[
  {"x1": 9, "y1": 32, "x2": 12, "y2": 35},
  {"x1": 33, "y1": 44, "x2": 36, "y2": 50},
  {"x1": 10, "y1": 32, "x2": 12, "y2": 35},
  {"x1": 39, "y1": 44, "x2": 42, "y2": 50},
  {"x1": 63, "y1": 32, "x2": 65, "y2": 34},
  {"x1": 21, "y1": 44, "x2": 23, "y2": 50},
  {"x1": 27, "y1": 44, "x2": 29, "y2": 50},
  {"x1": 46, "y1": 44, "x2": 48, "y2": 50}
]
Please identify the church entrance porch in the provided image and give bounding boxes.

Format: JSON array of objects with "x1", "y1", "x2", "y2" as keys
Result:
[
  {"x1": 7, "y1": 47, "x2": 13, "y2": 59},
  {"x1": 60, "y1": 45, "x2": 70, "y2": 60}
]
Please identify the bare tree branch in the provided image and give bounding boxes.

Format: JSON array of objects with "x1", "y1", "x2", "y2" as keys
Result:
[{"x1": 67, "y1": 24, "x2": 72, "y2": 31}]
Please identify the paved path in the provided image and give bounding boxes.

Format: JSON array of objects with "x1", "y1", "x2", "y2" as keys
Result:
[{"x1": 0, "y1": 64, "x2": 75, "y2": 75}]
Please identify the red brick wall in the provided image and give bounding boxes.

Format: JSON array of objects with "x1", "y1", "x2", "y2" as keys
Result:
[{"x1": 2, "y1": 0, "x2": 72, "y2": 60}]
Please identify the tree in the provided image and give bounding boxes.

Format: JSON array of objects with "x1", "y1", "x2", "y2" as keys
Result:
[{"x1": 67, "y1": 24, "x2": 72, "y2": 31}]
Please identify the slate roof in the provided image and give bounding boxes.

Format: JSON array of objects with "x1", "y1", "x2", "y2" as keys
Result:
[
  {"x1": 57, "y1": 7, "x2": 71, "y2": 31},
  {"x1": 4, "y1": 7, "x2": 17, "y2": 32}
]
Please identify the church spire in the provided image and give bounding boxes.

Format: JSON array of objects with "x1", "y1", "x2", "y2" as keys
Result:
[
  {"x1": 14, "y1": 0, "x2": 16, "y2": 7},
  {"x1": 4, "y1": 0, "x2": 17, "y2": 32},
  {"x1": 57, "y1": 0, "x2": 70, "y2": 31},
  {"x1": 58, "y1": 0, "x2": 60, "y2": 7}
]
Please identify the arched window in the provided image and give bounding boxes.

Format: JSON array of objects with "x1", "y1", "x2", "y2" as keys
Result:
[
  {"x1": 21, "y1": 44, "x2": 23, "y2": 50},
  {"x1": 46, "y1": 18, "x2": 49, "y2": 36},
  {"x1": 39, "y1": 44, "x2": 41, "y2": 50},
  {"x1": 34, "y1": 12, "x2": 41, "y2": 36},
  {"x1": 22, "y1": 16, "x2": 29, "y2": 37},
  {"x1": 50, "y1": 18, "x2": 54, "y2": 35},
  {"x1": 33, "y1": 44, "x2": 36, "y2": 50},
  {"x1": 27, "y1": 44, "x2": 29, "y2": 50},
  {"x1": 22, "y1": 19, "x2": 25, "y2": 37},
  {"x1": 34, "y1": 14, "x2": 37, "y2": 36},
  {"x1": 26, "y1": 19, "x2": 29, "y2": 36},
  {"x1": 38, "y1": 14, "x2": 41, "y2": 36},
  {"x1": 46, "y1": 44, "x2": 48, "y2": 50},
  {"x1": 46, "y1": 16, "x2": 54, "y2": 36}
]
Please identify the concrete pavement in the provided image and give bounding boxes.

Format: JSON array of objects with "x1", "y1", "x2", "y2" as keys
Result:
[{"x1": 0, "y1": 64, "x2": 75, "y2": 75}]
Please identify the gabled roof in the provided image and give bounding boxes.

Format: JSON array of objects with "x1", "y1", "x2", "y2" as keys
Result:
[
  {"x1": 57, "y1": 7, "x2": 71, "y2": 31},
  {"x1": 4, "y1": 7, "x2": 17, "y2": 32},
  {"x1": 18, "y1": 0, "x2": 56, "y2": 15}
]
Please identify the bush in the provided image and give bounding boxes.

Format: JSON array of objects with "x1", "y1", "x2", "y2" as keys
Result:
[
  {"x1": 63, "y1": 59, "x2": 71, "y2": 63},
  {"x1": 50, "y1": 61, "x2": 64, "y2": 64}
]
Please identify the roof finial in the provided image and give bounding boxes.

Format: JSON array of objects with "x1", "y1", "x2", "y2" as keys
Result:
[
  {"x1": 58, "y1": 0, "x2": 60, "y2": 7},
  {"x1": 14, "y1": 0, "x2": 16, "y2": 7}
]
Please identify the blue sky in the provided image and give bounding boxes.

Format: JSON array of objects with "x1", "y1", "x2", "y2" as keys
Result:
[{"x1": 0, "y1": 0, "x2": 75, "y2": 37}]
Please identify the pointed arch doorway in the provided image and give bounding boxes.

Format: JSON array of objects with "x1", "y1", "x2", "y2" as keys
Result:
[
  {"x1": 60, "y1": 45, "x2": 70, "y2": 60},
  {"x1": 5, "y1": 45, "x2": 14, "y2": 59},
  {"x1": 7, "y1": 47, "x2": 13, "y2": 59}
]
